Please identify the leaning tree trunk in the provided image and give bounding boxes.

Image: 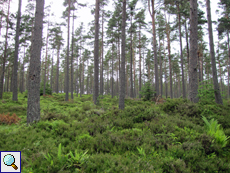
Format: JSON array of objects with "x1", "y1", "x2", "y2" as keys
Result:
[
  {"x1": 206, "y1": 0, "x2": 223, "y2": 104},
  {"x1": 189, "y1": 0, "x2": 199, "y2": 103},
  {"x1": 27, "y1": 0, "x2": 44, "y2": 124}
]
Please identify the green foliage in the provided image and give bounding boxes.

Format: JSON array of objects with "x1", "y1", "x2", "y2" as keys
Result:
[
  {"x1": 202, "y1": 116, "x2": 230, "y2": 148},
  {"x1": 40, "y1": 83, "x2": 52, "y2": 96},
  {"x1": 1, "y1": 93, "x2": 230, "y2": 172},
  {"x1": 139, "y1": 81, "x2": 155, "y2": 101},
  {"x1": 198, "y1": 81, "x2": 215, "y2": 105}
]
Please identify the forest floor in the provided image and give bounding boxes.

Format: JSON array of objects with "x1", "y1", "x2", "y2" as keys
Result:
[{"x1": 0, "y1": 92, "x2": 230, "y2": 173}]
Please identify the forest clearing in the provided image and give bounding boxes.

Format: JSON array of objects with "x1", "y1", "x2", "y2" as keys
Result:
[{"x1": 1, "y1": 0, "x2": 230, "y2": 172}]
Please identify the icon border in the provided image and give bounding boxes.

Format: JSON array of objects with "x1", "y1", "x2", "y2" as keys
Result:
[{"x1": 0, "y1": 151, "x2": 21, "y2": 173}]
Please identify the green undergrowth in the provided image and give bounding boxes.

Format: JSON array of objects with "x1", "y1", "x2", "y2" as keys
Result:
[{"x1": 0, "y1": 92, "x2": 230, "y2": 172}]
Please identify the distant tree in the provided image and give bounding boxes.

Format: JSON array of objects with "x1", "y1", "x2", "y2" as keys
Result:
[
  {"x1": 27, "y1": 0, "x2": 44, "y2": 124},
  {"x1": 0, "y1": 0, "x2": 10, "y2": 99},
  {"x1": 206, "y1": 0, "x2": 223, "y2": 105},
  {"x1": 12, "y1": 0, "x2": 22, "y2": 101}
]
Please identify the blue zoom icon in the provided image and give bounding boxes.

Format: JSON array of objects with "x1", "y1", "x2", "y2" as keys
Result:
[{"x1": 3, "y1": 154, "x2": 18, "y2": 170}]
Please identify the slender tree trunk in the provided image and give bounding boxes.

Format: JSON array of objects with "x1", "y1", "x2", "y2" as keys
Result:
[
  {"x1": 130, "y1": 15, "x2": 133, "y2": 98},
  {"x1": 119, "y1": 0, "x2": 126, "y2": 110},
  {"x1": 100, "y1": 10, "x2": 104, "y2": 96},
  {"x1": 189, "y1": 0, "x2": 199, "y2": 103},
  {"x1": 228, "y1": 31, "x2": 230, "y2": 98},
  {"x1": 159, "y1": 38, "x2": 163, "y2": 96},
  {"x1": 43, "y1": 21, "x2": 49, "y2": 96},
  {"x1": 148, "y1": 0, "x2": 159, "y2": 96},
  {"x1": 27, "y1": 0, "x2": 44, "y2": 124},
  {"x1": 71, "y1": 11, "x2": 74, "y2": 99},
  {"x1": 177, "y1": 4, "x2": 185, "y2": 99},
  {"x1": 20, "y1": 47, "x2": 25, "y2": 93},
  {"x1": 206, "y1": 0, "x2": 223, "y2": 104},
  {"x1": 65, "y1": 0, "x2": 70, "y2": 101},
  {"x1": 133, "y1": 47, "x2": 136, "y2": 98},
  {"x1": 55, "y1": 47, "x2": 60, "y2": 93},
  {"x1": 139, "y1": 24, "x2": 141, "y2": 98},
  {"x1": 12, "y1": 0, "x2": 22, "y2": 101},
  {"x1": 94, "y1": 0, "x2": 100, "y2": 104},
  {"x1": 112, "y1": 44, "x2": 114, "y2": 98},
  {"x1": 0, "y1": 0, "x2": 10, "y2": 99},
  {"x1": 166, "y1": 17, "x2": 173, "y2": 98},
  {"x1": 50, "y1": 52, "x2": 53, "y2": 95}
]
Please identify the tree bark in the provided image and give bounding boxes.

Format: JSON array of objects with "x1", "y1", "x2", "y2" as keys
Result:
[
  {"x1": 27, "y1": 0, "x2": 44, "y2": 124},
  {"x1": 12, "y1": 0, "x2": 22, "y2": 101},
  {"x1": 65, "y1": 0, "x2": 70, "y2": 101},
  {"x1": 94, "y1": 0, "x2": 100, "y2": 104},
  {"x1": 189, "y1": 0, "x2": 199, "y2": 103},
  {"x1": 119, "y1": 0, "x2": 126, "y2": 110},
  {"x1": 138, "y1": 25, "x2": 141, "y2": 98},
  {"x1": 100, "y1": 10, "x2": 104, "y2": 96},
  {"x1": 130, "y1": 14, "x2": 133, "y2": 98},
  {"x1": 43, "y1": 21, "x2": 49, "y2": 96},
  {"x1": 177, "y1": 3, "x2": 186, "y2": 99},
  {"x1": 206, "y1": 0, "x2": 223, "y2": 104},
  {"x1": 149, "y1": 0, "x2": 159, "y2": 96},
  {"x1": 0, "y1": 0, "x2": 10, "y2": 99},
  {"x1": 55, "y1": 47, "x2": 60, "y2": 93},
  {"x1": 71, "y1": 11, "x2": 74, "y2": 99}
]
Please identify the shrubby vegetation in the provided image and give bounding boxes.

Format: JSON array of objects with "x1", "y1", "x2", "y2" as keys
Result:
[{"x1": 0, "y1": 92, "x2": 230, "y2": 172}]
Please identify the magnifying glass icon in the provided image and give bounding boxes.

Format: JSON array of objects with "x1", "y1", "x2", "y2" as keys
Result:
[{"x1": 3, "y1": 154, "x2": 18, "y2": 170}]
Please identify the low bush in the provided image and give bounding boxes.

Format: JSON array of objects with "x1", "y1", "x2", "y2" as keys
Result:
[{"x1": 0, "y1": 113, "x2": 21, "y2": 125}]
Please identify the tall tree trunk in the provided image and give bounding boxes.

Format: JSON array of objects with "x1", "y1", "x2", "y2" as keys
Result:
[
  {"x1": 76, "y1": 42, "x2": 79, "y2": 97},
  {"x1": 112, "y1": 44, "x2": 114, "y2": 98},
  {"x1": 43, "y1": 21, "x2": 49, "y2": 96},
  {"x1": 27, "y1": 0, "x2": 44, "y2": 124},
  {"x1": 71, "y1": 11, "x2": 74, "y2": 99},
  {"x1": 50, "y1": 52, "x2": 53, "y2": 94},
  {"x1": 119, "y1": 0, "x2": 126, "y2": 110},
  {"x1": 130, "y1": 15, "x2": 133, "y2": 98},
  {"x1": 94, "y1": 0, "x2": 100, "y2": 104},
  {"x1": 133, "y1": 47, "x2": 136, "y2": 98},
  {"x1": 159, "y1": 38, "x2": 163, "y2": 96},
  {"x1": 206, "y1": 0, "x2": 223, "y2": 104},
  {"x1": 12, "y1": 0, "x2": 22, "y2": 101},
  {"x1": 0, "y1": 0, "x2": 10, "y2": 99},
  {"x1": 20, "y1": 47, "x2": 25, "y2": 93},
  {"x1": 189, "y1": 0, "x2": 199, "y2": 103},
  {"x1": 65, "y1": 0, "x2": 70, "y2": 101},
  {"x1": 228, "y1": 31, "x2": 230, "y2": 99},
  {"x1": 100, "y1": 10, "x2": 104, "y2": 96},
  {"x1": 177, "y1": 4, "x2": 186, "y2": 99},
  {"x1": 139, "y1": 24, "x2": 141, "y2": 98},
  {"x1": 148, "y1": 0, "x2": 158, "y2": 96},
  {"x1": 163, "y1": 37, "x2": 168, "y2": 98},
  {"x1": 55, "y1": 47, "x2": 60, "y2": 93},
  {"x1": 166, "y1": 18, "x2": 173, "y2": 98}
]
